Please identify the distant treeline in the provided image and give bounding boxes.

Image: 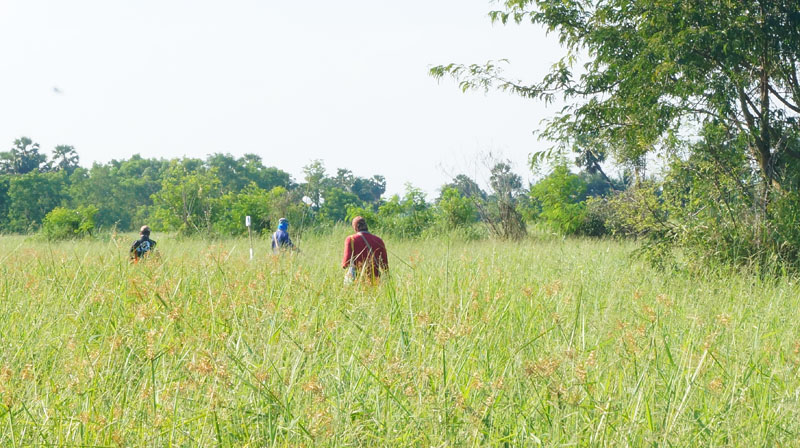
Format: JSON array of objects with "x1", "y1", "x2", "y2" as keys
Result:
[{"x1": 0, "y1": 137, "x2": 625, "y2": 240}]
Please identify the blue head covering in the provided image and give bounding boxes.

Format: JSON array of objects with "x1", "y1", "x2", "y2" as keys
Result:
[{"x1": 277, "y1": 218, "x2": 289, "y2": 231}]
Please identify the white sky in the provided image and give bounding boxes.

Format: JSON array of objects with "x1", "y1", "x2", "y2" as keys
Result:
[{"x1": 0, "y1": 0, "x2": 564, "y2": 196}]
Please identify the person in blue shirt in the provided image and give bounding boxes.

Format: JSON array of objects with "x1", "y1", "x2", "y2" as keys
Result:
[{"x1": 271, "y1": 218, "x2": 296, "y2": 253}]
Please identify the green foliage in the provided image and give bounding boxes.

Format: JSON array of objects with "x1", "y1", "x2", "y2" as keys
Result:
[
  {"x1": 151, "y1": 160, "x2": 222, "y2": 234},
  {"x1": 302, "y1": 159, "x2": 327, "y2": 210},
  {"x1": 0, "y1": 176, "x2": 9, "y2": 230},
  {"x1": 345, "y1": 186, "x2": 436, "y2": 238},
  {"x1": 215, "y1": 184, "x2": 273, "y2": 236},
  {"x1": 320, "y1": 188, "x2": 362, "y2": 224},
  {"x1": 476, "y1": 162, "x2": 528, "y2": 240},
  {"x1": 50, "y1": 145, "x2": 79, "y2": 173},
  {"x1": 531, "y1": 165, "x2": 588, "y2": 235},
  {"x1": 436, "y1": 187, "x2": 477, "y2": 228},
  {"x1": 351, "y1": 175, "x2": 386, "y2": 204},
  {"x1": 41, "y1": 206, "x2": 98, "y2": 240},
  {"x1": 0, "y1": 137, "x2": 498, "y2": 243},
  {"x1": 596, "y1": 127, "x2": 793, "y2": 269},
  {"x1": 0, "y1": 137, "x2": 48, "y2": 175},
  {"x1": 68, "y1": 156, "x2": 169, "y2": 231},
  {"x1": 432, "y1": 0, "x2": 800, "y2": 269},
  {"x1": 440, "y1": 174, "x2": 487, "y2": 201},
  {"x1": 206, "y1": 153, "x2": 292, "y2": 193},
  {"x1": 6, "y1": 171, "x2": 68, "y2": 232},
  {"x1": 434, "y1": 0, "x2": 800, "y2": 189},
  {"x1": 375, "y1": 186, "x2": 434, "y2": 238},
  {"x1": 215, "y1": 185, "x2": 309, "y2": 236}
]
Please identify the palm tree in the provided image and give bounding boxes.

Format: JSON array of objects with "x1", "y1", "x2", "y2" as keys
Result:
[
  {"x1": 0, "y1": 137, "x2": 47, "y2": 174},
  {"x1": 51, "y1": 145, "x2": 80, "y2": 173}
]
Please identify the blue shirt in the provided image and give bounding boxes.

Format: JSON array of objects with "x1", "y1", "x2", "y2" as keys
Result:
[{"x1": 271, "y1": 229, "x2": 293, "y2": 251}]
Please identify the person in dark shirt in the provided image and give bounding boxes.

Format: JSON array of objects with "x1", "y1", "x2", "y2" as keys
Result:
[
  {"x1": 271, "y1": 218, "x2": 296, "y2": 254},
  {"x1": 130, "y1": 225, "x2": 157, "y2": 261},
  {"x1": 342, "y1": 216, "x2": 388, "y2": 282}
]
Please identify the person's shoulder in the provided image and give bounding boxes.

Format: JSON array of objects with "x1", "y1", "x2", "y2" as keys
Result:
[{"x1": 368, "y1": 233, "x2": 386, "y2": 245}]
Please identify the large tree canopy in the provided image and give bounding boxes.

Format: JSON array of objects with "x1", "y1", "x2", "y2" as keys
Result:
[{"x1": 432, "y1": 0, "x2": 800, "y2": 190}]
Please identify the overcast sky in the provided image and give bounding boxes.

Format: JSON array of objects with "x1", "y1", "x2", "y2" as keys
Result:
[{"x1": 0, "y1": 0, "x2": 563, "y2": 196}]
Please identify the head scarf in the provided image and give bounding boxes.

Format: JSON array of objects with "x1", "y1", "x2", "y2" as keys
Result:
[
  {"x1": 278, "y1": 218, "x2": 289, "y2": 231},
  {"x1": 351, "y1": 216, "x2": 368, "y2": 232}
]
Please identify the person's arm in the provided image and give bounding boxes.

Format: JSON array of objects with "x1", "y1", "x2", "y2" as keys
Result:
[
  {"x1": 151, "y1": 239, "x2": 156, "y2": 249},
  {"x1": 341, "y1": 236, "x2": 352, "y2": 269},
  {"x1": 130, "y1": 240, "x2": 140, "y2": 254}
]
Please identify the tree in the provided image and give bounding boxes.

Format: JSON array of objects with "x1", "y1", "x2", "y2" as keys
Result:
[
  {"x1": 431, "y1": 0, "x2": 800, "y2": 194},
  {"x1": 240, "y1": 154, "x2": 293, "y2": 191},
  {"x1": 439, "y1": 174, "x2": 487, "y2": 201},
  {"x1": 69, "y1": 156, "x2": 168, "y2": 231},
  {"x1": 302, "y1": 159, "x2": 326, "y2": 210},
  {"x1": 490, "y1": 162, "x2": 523, "y2": 201},
  {"x1": 215, "y1": 184, "x2": 273, "y2": 235},
  {"x1": 320, "y1": 187, "x2": 361, "y2": 223},
  {"x1": 0, "y1": 176, "x2": 9, "y2": 230},
  {"x1": 6, "y1": 171, "x2": 67, "y2": 231},
  {"x1": 330, "y1": 168, "x2": 355, "y2": 191},
  {"x1": 487, "y1": 162, "x2": 527, "y2": 239},
  {"x1": 530, "y1": 165, "x2": 589, "y2": 235},
  {"x1": 437, "y1": 187, "x2": 478, "y2": 228},
  {"x1": 206, "y1": 153, "x2": 243, "y2": 192},
  {"x1": 151, "y1": 160, "x2": 222, "y2": 234},
  {"x1": 0, "y1": 137, "x2": 48, "y2": 174},
  {"x1": 50, "y1": 145, "x2": 80, "y2": 173},
  {"x1": 351, "y1": 175, "x2": 386, "y2": 205},
  {"x1": 375, "y1": 185, "x2": 434, "y2": 237}
]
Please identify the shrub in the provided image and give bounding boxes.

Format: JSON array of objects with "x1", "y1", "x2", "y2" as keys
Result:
[
  {"x1": 436, "y1": 187, "x2": 478, "y2": 229},
  {"x1": 42, "y1": 206, "x2": 98, "y2": 240},
  {"x1": 215, "y1": 185, "x2": 310, "y2": 237},
  {"x1": 530, "y1": 165, "x2": 589, "y2": 235}
]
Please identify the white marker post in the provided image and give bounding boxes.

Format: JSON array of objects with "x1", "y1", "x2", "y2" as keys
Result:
[{"x1": 246, "y1": 215, "x2": 253, "y2": 260}]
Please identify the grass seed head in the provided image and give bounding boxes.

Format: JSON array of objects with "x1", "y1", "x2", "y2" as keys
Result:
[
  {"x1": 302, "y1": 377, "x2": 325, "y2": 401},
  {"x1": 575, "y1": 363, "x2": 587, "y2": 382},
  {"x1": 0, "y1": 366, "x2": 11, "y2": 383},
  {"x1": 642, "y1": 305, "x2": 656, "y2": 322},
  {"x1": 525, "y1": 357, "x2": 561, "y2": 378},
  {"x1": 544, "y1": 280, "x2": 563, "y2": 296}
]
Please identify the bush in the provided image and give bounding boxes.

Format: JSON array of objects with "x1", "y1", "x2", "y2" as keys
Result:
[
  {"x1": 221, "y1": 185, "x2": 310, "y2": 237},
  {"x1": 436, "y1": 187, "x2": 478, "y2": 229},
  {"x1": 351, "y1": 186, "x2": 434, "y2": 238},
  {"x1": 579, "y1": 197, "x2": 610, "y2": 237},
  {"x1": 530, "y1": 165, "x2": 589, "y2": 235},
  {"x1": 42, "y1": 206, "x2": 98, "y2": 240}
]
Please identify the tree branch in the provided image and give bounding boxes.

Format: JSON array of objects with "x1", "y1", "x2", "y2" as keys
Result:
[{"x1": 768, "y1": 84, "x2": 800, "y2": 113}]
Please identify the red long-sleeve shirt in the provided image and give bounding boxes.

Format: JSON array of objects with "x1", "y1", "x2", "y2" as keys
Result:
[{"x1": 341, "y1": 232, "x2": 389, "y2": 278}]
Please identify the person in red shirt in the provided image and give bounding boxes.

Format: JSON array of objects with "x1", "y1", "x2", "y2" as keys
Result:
[{"x1": 342, "y1": 216, "x2": 389, "y2": 281}]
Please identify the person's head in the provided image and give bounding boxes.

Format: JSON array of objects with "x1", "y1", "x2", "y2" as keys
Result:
[
  {"x1": 278, "y1": 218, "x2": 289, "y2": 231},
  {"x1": 140, "y1": 225, "x2": 151, "y2": 237},
  {"x1": 352, "y1": 216, "x2": 368, "y2": 232}
]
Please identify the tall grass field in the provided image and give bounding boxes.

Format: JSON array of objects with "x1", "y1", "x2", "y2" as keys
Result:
[{"x1": 1, "y1": 231, "x2": 799, "y2": 446}]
